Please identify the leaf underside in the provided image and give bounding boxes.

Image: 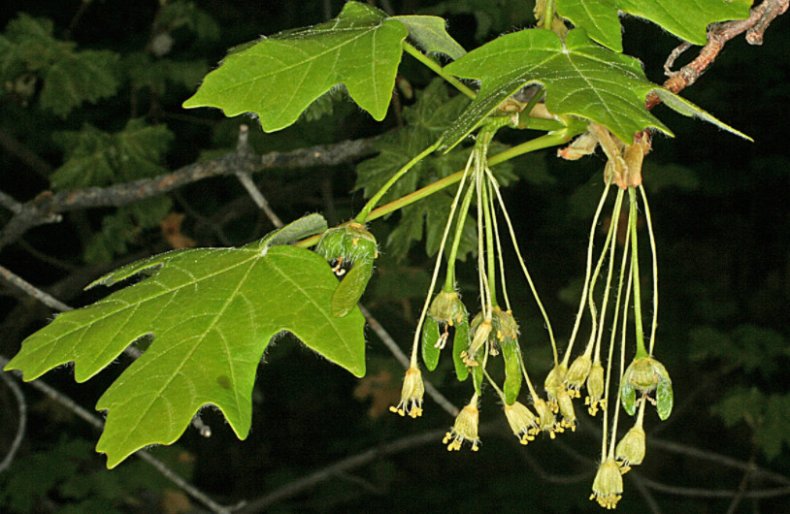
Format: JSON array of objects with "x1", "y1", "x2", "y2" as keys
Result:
[
  {"x1": 442, "y1": 29, "x2": 673, "y2": 148},
  {"x1": 5, "y1": 224, "x2": 366, "y2": 468},
  {"x1": 558, "y1": 0, "x2": 753, "y2": 52}
]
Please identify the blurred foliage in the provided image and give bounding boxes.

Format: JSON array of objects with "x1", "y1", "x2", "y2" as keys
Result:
[{"x1": 0, "y1": 1, "x2": 787, "y2": 513}]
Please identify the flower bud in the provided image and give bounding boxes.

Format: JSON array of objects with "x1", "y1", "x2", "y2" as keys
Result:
[{"x1": 315, "y1": 222, "x2": 377, "y2": 274}]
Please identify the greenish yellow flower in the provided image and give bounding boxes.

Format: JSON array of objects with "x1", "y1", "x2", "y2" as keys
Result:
[
  {"x1": 533, "y1": 397, "x2": 560, "y2": 438},
  {"x1": 389, "y1": 366, "x2": 424, "y2": 418},
  {"x1": 491, "y1": 306, "x2": 519, "y2": 344},
  {"x1": 503, "y1": 401, "x2": 539, "y2": 445},
  {"x1": 621, "y1": 356, "x2": 673, "y2": 419},
  {"x1": 586, "y1": 361, "x2": 605, "y2": 416},
  {"x1": 557, "y1": 389, "x2": 577, "y2": 432},
  {"x1": 590, "y1": 457, "x2": 623, "y2": 510},
  {"x1": 615, "y1": 425, "x2": 646, "y2": 473},
  {"x1": 465, "y1": 316, "x2": 492, "y2": 366},
  {"x1": 429, "y1": 290, "x2": 468, "y2": 327},
  {"x1": 443, "y1": 395, "x2": 480, "y2": 451},
  {"x1": 544, "y1": 364, "x2": 567, "y2": 412},
  {"x1": 565, "y1": 353, "x2": 592, "y2": 398}
]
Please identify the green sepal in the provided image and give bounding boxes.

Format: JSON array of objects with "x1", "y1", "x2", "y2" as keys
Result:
[
  {"x1": 621, "y1": 381, "x2": 637, "y2": 416},
  {"x1": 657, "y1": 378, "x2": 674, "y2": 421},
  {"x1": 331, "y1": 259, "x2": 374, "y2": 318},
  {"x1": 501, "y1": 340, "x2": 522, "y2": 405},
  {"x1": 452, "y1": 319, "x2": 470, "y2": 381},
  {"x1": 421, "y1": 317, "x2": 442, "y2": 371},
  {"x1": 315, "y1": 222, "x2": 378, "y2": 266}
]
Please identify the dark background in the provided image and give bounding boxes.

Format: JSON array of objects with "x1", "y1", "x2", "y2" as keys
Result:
[{"x1": 0, "y1": 1, "x2": 788, "y2": 513}]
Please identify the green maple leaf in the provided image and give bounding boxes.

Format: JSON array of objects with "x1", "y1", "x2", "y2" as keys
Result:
[
  {"x1": 4, "y1": 214, "x2": 367, "y2": 468},
  {"x1": 442, "y1": 28, "x2": 749, "y2": 148},
  {"x1": 183, "y1": 2, "x2": 463, "y2": 132},
  {"x1": 51, "y1": 119, "x2": 173, "y2": 190},
  {"x1": 558, "y1": 0, "x2": 753, "y2": 52}
]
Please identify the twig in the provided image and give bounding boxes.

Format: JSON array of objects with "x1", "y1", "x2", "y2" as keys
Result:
[
  {"x1": 628, "y1": 472, "x2": 664, "y2": 514},
  {"x1": 0, "y1": 264, "x2": 73, "y2": 312},
  {"x1": 639, "y1": 476, "x2": 790, "y2": 500},
  {"x1": 0, "y1": 128, "x2": 53, "y2": 179},
  {"x1": 0, "y1": 355, "x2": 233, "y2": 514},
  {"x1": 0, "y1": 137, "x2": 376, "y2": 251},
  {"x1": 648, "y1": 0, "x2": 789, "y2": 109},
  {"x1": 359, "y1": 305, "x2": 459, "y2": 417},
  {"x1": 726, "y1": 450, "x2": 757, "y2": 514},
  {"x1": 0, "y1": 191, "x2": 22, "y2": 214},
  {"x1": 650, "y1": 438, "x2": 790, "y2": 486},
  {"x1": 236, "y1": 428, "x2": 446, "y2": 513},
  {"x1": 0, "y1": 370, "x2": 27, "y2": 473},
  {"x1": 235, "y1": 126, "x2": 285, "y2": 229}
]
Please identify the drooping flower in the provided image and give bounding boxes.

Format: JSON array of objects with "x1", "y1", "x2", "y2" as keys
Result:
[
  {"x1": 389, "y1": 366, "x2": 424, "y2": 418},
  {"x1": 443, "y1": 395, "x2": 481, "y2": 451},
  {"x1": 532, "y1": 397, "x2": 559, "y2": 438},
  {"x1": 556, "y1": 389, "x2": 577, "y2": 432},
  {"x1": 544, "y1": 364, "x2": 567, "y2": 413},
  {"x1": 565, "y1": 353, "x2": 592, "y2": 398},
  {"x1": 620, "y1": 356, "x2": 673, "y2": 419},
  {"x1": 615, "y1": 425, "x2": 646, "y2": 473},
  {"x1": 586, "y1": 361, "x2": 605, "y2": 416},
  {"x1": 590, "y1": 457, "x2": 623, "y2": 510},
  {"x1": 503, "y1": 401, "x2": 539, "y2": 445}
]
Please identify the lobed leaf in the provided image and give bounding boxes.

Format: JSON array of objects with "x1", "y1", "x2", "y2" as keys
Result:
[
  {"x1": 392, "y1": 15, "x2": 466, "y2": 59},
  {"x1": 183, "y1": 3, "x2": 466, "y2": 133},
  {"x1": 558, "y1": 0, "x2": 753, "y2": 52},
  {"x1": 442, "y1": 29, "x2": 673, "y2": 148},
  {"x1": 4, "y1": 216, "x2": 366, "y2": 468}
]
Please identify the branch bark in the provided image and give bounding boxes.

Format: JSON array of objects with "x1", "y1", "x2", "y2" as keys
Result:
[
  {"x1": 0, "y1": 137, "x2": 376, "y2": 252},
  {"x1": 647, "y1": 0, "x2": 789, "y2": 109}
]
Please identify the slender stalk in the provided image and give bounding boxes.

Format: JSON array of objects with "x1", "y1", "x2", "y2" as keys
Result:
[
  {"x1": 592, "y1": 190, "x2": 624, "y2": 361},
  {"x1": 628, "y1": 187, "x2": 648, "y2": 358},
  {"x1": 486, "y1": 167, "x2": 559, "y2": 366},
  {"x1": 475, "y1": 153, "x2": 492, "y2": 318},
  {"x1": 443, "y1": 180, "x2": 476, "y2": 290},
  {"x1": 407, "y1": 152, "x2": 476, "y2": 364},
  {"x1": 296, "y1": 130, "x2": 579, "y2": 248},
  {"x1": 355, "y1": 141, "x2": 439, "y2": 223},
  {"x1": 609, "y1": 254, "x2": 634, "y2": 458},
  {"x1": 488, "y1": 171, "x2": 511, "y2": 311},
  {"x1": 517, "y1": 346, "x2": 540, "y2": 401},
  {"x1": 561, "y1": 181, "x2": 611, "y2": 366},
  {"x1": 581, "y1": 189, "x2": 623, "y2": 362},
  {"x1": 481, "y1": 174, "x2": 498, "y2": 307},
  {"x1": 639, "y1": 185, "x2": 660, "y2": 355},
  {"x1": 542, "y1": 0, "x2": 556, "y2": 30},
  {"x1": 402, "y1": 41, "x2": 476, "y2": 100},
  {"x1": 601, "y1": 205, "x2": 631, "y2": 458}
]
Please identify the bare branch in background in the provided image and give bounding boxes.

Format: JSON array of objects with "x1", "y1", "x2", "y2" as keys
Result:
[
  {"x1": 0, "y1": 370, "x2": 27, "y2": 473},
  {"x1": 649, "y1": 0, "x2": 789, "y2": 108},
  {"x1": 0, "y1": 355, "x2": 234, "y2": 514},
  {"x1": 0, "y1": 137, "x2": 376, "y2": 251}
]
